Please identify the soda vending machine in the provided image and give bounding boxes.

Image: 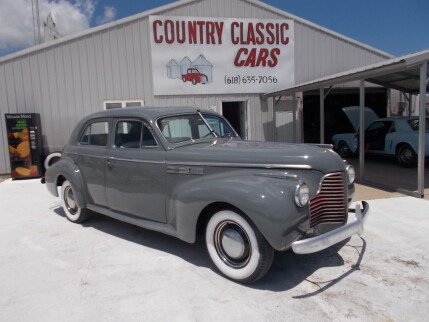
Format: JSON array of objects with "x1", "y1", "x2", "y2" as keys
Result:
[{"x1": 5, "y1": 113, "x2": 43, "y2": 179}]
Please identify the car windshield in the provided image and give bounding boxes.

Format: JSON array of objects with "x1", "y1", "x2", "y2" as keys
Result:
[
  {"x1": 202, "y1": 114, "x2": 238, "y2": 138},
  {"x1": 158, "y1": 113, "x2": 238, "y2": 144},
  {"x1": 407, "y1": 118, "x2": 429, "y2": 132}
]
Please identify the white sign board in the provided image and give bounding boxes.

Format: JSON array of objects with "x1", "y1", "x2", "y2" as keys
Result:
[{"x1": 149, "y1": 16, "x2": 294, "y2": 95}]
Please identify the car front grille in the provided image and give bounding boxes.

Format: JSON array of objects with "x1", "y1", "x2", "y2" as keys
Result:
[{"x1": 309, "y1": 172, "x2": 347, "y2": 228}]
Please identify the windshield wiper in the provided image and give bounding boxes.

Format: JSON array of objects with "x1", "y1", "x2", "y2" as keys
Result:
[{"x1": 197, "y1": 109, "x2": 218, "y2": 138}]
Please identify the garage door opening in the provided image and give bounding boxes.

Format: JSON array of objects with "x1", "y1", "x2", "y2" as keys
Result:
[
  {"x1": 222, "y1": 101, "x2": 247, "y2": 139},
  {"x1": 302, "y1": 88, "x2": 387, "y2": 143}
]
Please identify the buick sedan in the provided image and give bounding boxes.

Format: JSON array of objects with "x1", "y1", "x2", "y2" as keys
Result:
[{"x1": 45, "y1": 107, "x2": 369, "y2": 283}]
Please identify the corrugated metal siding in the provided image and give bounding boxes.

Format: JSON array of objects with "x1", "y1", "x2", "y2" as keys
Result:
[
  {"x1": 0, "y1": 0, "x2": 389, "y2": 174},
  {"x1": 294, "y1": 23, "x2": 385, "y2": 84}
]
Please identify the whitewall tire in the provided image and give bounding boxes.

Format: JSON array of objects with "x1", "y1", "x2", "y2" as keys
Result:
[
  {"x1": 61, "y1": 180, "x2": 89, "y2": 223},
  {"x1": 205, "y1": 209, "x2": 274, "y2": 283}
]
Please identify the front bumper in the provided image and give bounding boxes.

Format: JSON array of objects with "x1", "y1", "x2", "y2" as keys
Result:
[{"x1": 292, "y1": 201, "x2": 369, "y2": 254}]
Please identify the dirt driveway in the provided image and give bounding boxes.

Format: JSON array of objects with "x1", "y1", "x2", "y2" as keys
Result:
[{"x1": 0, "y1": 179, "x2": 428, "y2": 321}]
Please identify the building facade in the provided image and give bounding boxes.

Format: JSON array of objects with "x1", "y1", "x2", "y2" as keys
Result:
[{"x1": 0, "y1": 0, "x2": 392, "y2": 174}]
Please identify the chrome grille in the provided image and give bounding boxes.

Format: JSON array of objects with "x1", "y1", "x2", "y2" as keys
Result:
[{"x1": 309, "y1": 172, "x2": 347, "y2": 228}]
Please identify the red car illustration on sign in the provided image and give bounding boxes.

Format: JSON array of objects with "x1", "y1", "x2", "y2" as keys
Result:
[{"x1": 182, "y1": 68, "x2": 208, "y2": 85}]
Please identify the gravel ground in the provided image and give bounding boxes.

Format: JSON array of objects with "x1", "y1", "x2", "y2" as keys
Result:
[{"x1": 0, "y1": 179, "x2": 428, "y2": 321}]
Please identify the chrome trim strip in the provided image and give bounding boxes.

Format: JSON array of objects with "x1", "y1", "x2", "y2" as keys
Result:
[
  {"x1": 69, "y1": 152, "x2": 106, "y2": 159},
  {"x1": 68, "y1": 153, "x2": 311, "y2": 169},
  {"x1": 167, "y1": 161, "x2": 311, "y2": 170},
  {"x1": 254, "y1": 172, "x2": 299, "y2": 180},
  {"x1": 308, "y1": 143, "x2": 334, "y2": 150},
  {"x1": 68, "y1": 152, "x2": 165, "y2": 164},
  {"x1": 110, "y1": 157, "x2": 165, "y2": 165},
  {"x1": 167, "y1": 165, "x2": 204, "y2": 175}
]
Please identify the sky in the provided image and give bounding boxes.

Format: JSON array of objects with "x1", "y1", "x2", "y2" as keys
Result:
[{"x1": 0, "y1": 0, "x2": 428, "y2": 57}]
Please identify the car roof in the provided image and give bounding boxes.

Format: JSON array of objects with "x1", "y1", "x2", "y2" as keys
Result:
[{"x1": 82, "y1": 106, "x2": 218, "y2": 122}]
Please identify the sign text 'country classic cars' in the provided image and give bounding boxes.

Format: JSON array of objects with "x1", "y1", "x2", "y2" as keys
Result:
[{"x1": 149, "y1": 16, "x2": 294, "y2": 95}]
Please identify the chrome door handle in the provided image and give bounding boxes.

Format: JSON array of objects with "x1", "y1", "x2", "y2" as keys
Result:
[{"x1": 107, "y1": 157, "x2": 114, "y2": 169}]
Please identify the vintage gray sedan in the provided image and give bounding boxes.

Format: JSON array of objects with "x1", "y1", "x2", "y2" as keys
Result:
[{"x1": 44, "y1": 107, "x2": 369, "y2": 283}]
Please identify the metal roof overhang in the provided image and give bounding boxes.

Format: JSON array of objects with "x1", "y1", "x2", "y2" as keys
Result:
[
  {"x1": 262, "y1": 48, "x2": 429, "y2": 198},
  {"x1": 262, "y1": 49, "x2": 429, "y2": 98}
]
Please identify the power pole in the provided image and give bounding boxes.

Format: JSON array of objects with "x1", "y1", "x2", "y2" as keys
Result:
[{"x1": 31, "y1": 0, "x2": 42, "y2": 45}]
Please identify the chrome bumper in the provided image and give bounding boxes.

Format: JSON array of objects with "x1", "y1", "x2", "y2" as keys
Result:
[{"x1": 292, "y1": 201, "x2": 369, "y2": 254}]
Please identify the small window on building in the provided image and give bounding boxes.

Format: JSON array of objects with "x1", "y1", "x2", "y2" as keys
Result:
[
  {"x1": 104, "y1": 100, "x2": 144, "y2": 109},
  {"x1": 106, "y1": 102, "x2": 122, "y2": 109},
  {"x1": 79, "y1": 121, "x2": 109, "y2": 146}
]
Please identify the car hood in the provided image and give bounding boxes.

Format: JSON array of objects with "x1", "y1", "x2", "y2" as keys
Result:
[
  {"x1": 342, "y1": 106, "x2": 379, "y2": 131},
  {"x1": 167, "y1": 139, "x2": 346, "y2": 174}
]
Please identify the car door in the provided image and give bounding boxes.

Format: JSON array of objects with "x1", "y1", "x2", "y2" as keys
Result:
[
  {"x1": 383, "y1": 121, "x2": 396, "y2": 154},
  {"x1": 365, "y1": 121, "x2": 391, "y2": 152},
  {"x1": 75, "y1": 118, "x2": 109, "y2": 206},
  {"x1": 105, "y1": 118, "x2": 167, "y2": 223}
]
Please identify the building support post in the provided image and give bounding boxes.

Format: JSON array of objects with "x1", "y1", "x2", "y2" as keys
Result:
[
  {"x1": 409, "y1": 94, "x2": 413, "y2": 116},
  {"x1": 359, "y1": 80, "x2": 365, "y2": 180},
  {"x1": 418, "y1": 62, "x2": 427, "y2": 197},
  {"x1": 320, "y1": 88, "x2": 324, "y2": 144},
  {"x1": 292, "y1": 94, "x2": 297, "y2": 143},
  {"x1": 386, "y1": 88, "x2": 391, "y2": 117}
]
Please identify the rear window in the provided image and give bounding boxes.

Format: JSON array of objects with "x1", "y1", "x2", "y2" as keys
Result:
[
  {"x1": 407, "y1": 119, "x2": 429, "y2": 132},
  {"x1": 79, "y1": 121, "x2": 109, "y2": 146}
]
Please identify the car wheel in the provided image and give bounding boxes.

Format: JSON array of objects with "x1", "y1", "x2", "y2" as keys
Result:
[
  {"x1": 337, "y1": 141, "x2": 351, "y2": 158},
  {"x1": 205, "y1": 209, "x2": 274, "y2": 283},
  {"x1": 61, "y1": 180, "x2": 89, "y2": 223},
  {"x1": 182, "y1": 77, "x2": 186, "y2": 82},
  {"x1": 396, "y1": 144, "x2": 417, "y2": 167}
]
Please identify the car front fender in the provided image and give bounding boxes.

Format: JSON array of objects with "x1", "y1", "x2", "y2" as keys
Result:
[{"x1": 168, "y1": 170, "x2": 316, "y2": 250}]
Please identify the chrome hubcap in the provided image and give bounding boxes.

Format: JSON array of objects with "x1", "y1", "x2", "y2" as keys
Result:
[
  {"x1": 214, "y1": 220, "x2": 251, "y2": 268},
  {"x1": 221, "y1": 228, "x2": 245, "y2": 259},
  {"x1": 401, "y1": 148, "x2": 412, "y2": 161},
  {"x1": 64, "y1": 186, "x2": 78, "y2": 215}
]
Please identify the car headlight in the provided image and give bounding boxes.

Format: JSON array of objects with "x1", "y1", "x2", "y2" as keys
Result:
[
  {"x1": 295, "y1": 183, "x2": 309, "y2": 207},
  {"x1": 346, "y1": 165, "x2": 355, "y2": 184}
]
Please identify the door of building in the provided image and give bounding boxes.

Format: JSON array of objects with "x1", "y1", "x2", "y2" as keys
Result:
[{"x1": 221, "y1": 101, "x2": 247, "y2": 139}]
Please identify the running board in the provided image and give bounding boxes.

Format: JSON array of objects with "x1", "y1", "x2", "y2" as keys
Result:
[{"x1": 87, "y1": 204, "x2": 178, "y2": 238}]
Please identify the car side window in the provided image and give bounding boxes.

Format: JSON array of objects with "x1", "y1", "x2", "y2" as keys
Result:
[
  {"x1": 366, "y1": 122, "x2": 384, "y2": 133},
  {"x1": 141, "y1": 124, "x2": 158, "y2": 148},
  {"x1": 79, "y1": 121, "x2": 109, "y2": 146},
  {"x1": 115, "y1": 121, "x2": 142, "y2": 149}
]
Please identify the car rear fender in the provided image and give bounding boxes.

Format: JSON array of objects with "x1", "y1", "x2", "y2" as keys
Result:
[
  {"x1": 391, "y1": 134, "x2": 419, "y2": 155},
  {"x1": 45, "y1": 158, "x2": 87, "y2": 208}
]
